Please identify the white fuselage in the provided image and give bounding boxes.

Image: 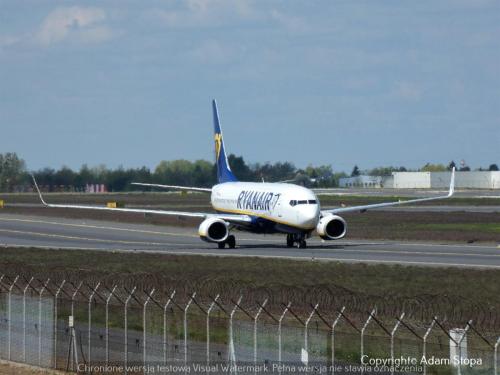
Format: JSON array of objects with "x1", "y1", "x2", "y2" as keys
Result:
[{"x1": 211, "y1": 182, "x2": 321, "y2": 232}]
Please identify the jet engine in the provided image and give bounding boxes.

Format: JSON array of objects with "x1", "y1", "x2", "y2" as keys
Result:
[
  {"x1": 316, "y1": 215, "x2": 347, "y2": 240},
  {"x1": 198, "y1": 218, "x2": 229, "y2": 243}
]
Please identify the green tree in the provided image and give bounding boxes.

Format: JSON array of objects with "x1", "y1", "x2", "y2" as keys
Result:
[
  {"x1": 54, "y1": 166, "x2": 77, "y2": 190},
  {"x1": 192, "y1": 160, "x2": 215, "y2": 187},
  {"x1": 351, "y1": 165, "x2": 360, "y2": 177},
  {"x1": 227, "y1": 154, "x2": 254, "y2": 181},
  {"x1": 368, "y1": 166, "x2": 406, "y2": 176},
  {"x1": 0, "y1": 152, "x2": 26, "y2": 192},
  {"x1": 489, "y1": 164, "x2": 499, "y2": 171},
  {"x1": 420, "y1": 163, "x2": 447, "y2": 172},
  {"x1": 154, "y1": 160, "x2": 196, "y2": 186}
]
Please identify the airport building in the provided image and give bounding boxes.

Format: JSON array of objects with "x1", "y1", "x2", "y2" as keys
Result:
[
  {"x1": 392, "y1": 171, "x2": 500, "y2": 189},
  {"x1": 340, "y1": 171, "x2": 500, "y2": 189},
  {"x1": 339, "y1": 175, "x2": 391, "y2": 188}
]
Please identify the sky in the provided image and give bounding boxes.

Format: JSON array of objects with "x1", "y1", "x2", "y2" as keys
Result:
[{"x1": 1, "y1": 0, "x2": 499, "y2": 172}]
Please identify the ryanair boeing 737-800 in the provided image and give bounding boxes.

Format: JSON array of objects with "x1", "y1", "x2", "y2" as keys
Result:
[{"x1": 33, "y1": 100, "x2": 455, "y2": 249}]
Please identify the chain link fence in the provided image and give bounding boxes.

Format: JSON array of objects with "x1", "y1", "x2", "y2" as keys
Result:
[{"x1": 0, "y1": 274, "x2": 498, "y2": 374}]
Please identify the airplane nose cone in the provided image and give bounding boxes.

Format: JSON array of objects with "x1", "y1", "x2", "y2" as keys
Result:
[{"x1": 301, "y1": 205, "x2": 320, "y2": 228}]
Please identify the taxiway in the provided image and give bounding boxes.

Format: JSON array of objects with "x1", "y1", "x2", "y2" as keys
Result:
[{"x1": 0, "y1": 213, "x2": 498, "y2": 268}]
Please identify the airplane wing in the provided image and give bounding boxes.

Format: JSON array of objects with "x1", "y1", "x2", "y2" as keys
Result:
[
  {"x1": 32, "y1": 176, "x2": 250, "y2": 224},
  {"x1": 131, "y1": 182, "x2": 212, "y2": 192},
  {"x1": 321, "y1": 168, "x2": 455, "y2": 215}
]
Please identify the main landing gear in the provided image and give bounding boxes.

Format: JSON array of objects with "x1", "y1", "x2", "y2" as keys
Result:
[
  {"x1": 286, "y1": 234, "x2": 307, "y2": 249},
  {"x1": 218, "y1": 235, "x2": 236, "y2": 249}
]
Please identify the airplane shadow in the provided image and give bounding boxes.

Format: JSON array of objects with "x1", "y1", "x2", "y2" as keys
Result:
[{"x1": 235, "y1": 242, "x2": 365, "y2": 250}]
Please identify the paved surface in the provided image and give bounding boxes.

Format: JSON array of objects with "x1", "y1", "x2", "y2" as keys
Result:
[{"x1": 0, "y1": 213, "x2": 499, "y2": 268}]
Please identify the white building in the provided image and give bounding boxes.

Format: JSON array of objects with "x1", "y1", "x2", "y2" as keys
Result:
[
  {"x1": 339, "y1": 175, "x2": 383, "y2": 188},
  {"x1": 392, "y1": 171, "x2": 500, "y2": 189},
  {"x1": 339, "y1": 171, "x2": 500, "y2": 189}
]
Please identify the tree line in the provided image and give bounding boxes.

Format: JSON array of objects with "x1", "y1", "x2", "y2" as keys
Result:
[
  {"x1": 0, "y1": 152, "x2": 498, "y2": 192},
  {"x1": 0, "y1": 152, "x2": 345, "y2": 192}
]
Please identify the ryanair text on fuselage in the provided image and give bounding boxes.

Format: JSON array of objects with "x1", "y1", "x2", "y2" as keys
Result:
[{"x1": 237, "y1": 190, "x2": 281, "y2": 211}]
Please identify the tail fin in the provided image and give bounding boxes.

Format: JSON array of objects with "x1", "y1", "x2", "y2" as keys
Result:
[{"x1": 212, "y1": 100, "x2": 238, "y2": 183}]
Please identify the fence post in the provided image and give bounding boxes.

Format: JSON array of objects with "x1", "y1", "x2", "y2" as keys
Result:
[
  {"x1": 124, "y1": 286, "x2": 137, "y2": 375},
  {"x1": 88, "y1": 282, "x2": 101, "y2": 368},
  {"x1": 7, "y1": 275, "x2": 20, "y2": 361},
  {"x1": 253, "y1": 299, "x2": 267, "y2": 371},
  {"x1": 278, "y1": 302, "x2": 291, "y2": 370},
  {"x1": 304, "y1": 303, "x2": 319, "y2": 365},
  {"x1": 105, "y1": 285, "x2": 118, "y2": 366},
  {"x1": 456, "y1": 320, "x2": 472, "y2": 375},
  {"x1": 143, "y1": 288, "x2": 155, "y2": 370},
  {"x1": 206, "y1": 294, "x2": 220, "y2": 365},
  {"x1": 184, "y1": 293, "x2": 196, "y2": 368},
  {"x1": 53, "y1": 280, "x2": 66, "y2": 369},
  {"x1": 163, "y1": 290, "x2": 176, "y2": 366},
  {"x1": 422, "y1": 317, "x2": 437, "y2": 375},
  {"x1": 67, "y1": 281, "x2": 83, "y2": 371},
  {"x1": 71, "y1": 281, "x2": 83, "y2": 318},
  {"x1": 38, "y1": 278, "x2": 50, "y2": 367},
  {"x1": 229, "y1": 296, "x2": 243, "y2": 368},
  {"x1": 390, "y1": 313, "x2": 405, "y2": 375},
  {"x1": 360, "y1": 309, "x2": 376, "y2": 374},
  {"x1": 331, "y1": 306, "x2": 346, "y2": 374},
  {"x1": 22, "y1": 276, "x2": 34, "y2": 363},
  {"x1": 494, "y1": 336, "x2": 500, "y2": 375}
]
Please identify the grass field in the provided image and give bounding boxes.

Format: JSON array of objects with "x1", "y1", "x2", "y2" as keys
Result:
[{"x1": 2, "y1": 247, "x2": 499, "y2": 331}]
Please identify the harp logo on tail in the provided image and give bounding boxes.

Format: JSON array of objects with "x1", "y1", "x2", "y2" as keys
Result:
[{"x1": 214, "y1": 133, "x2": 222, "y2": 160}]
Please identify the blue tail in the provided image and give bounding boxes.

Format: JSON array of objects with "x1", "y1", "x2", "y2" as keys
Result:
[{"x1": 212, "y1": 100, "x2": 238, "y2": 183}]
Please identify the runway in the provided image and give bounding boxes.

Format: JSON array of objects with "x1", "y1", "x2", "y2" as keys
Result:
[{"x1": 0, "y1": 213, "x2": 499, "y2": 268}]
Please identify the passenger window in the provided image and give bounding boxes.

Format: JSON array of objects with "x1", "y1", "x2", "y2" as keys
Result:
[
  {"x1": 298, "y1": 200, "x2": 307, "y2": 205},
  {"x1": 308, "y1": 200, "x2": 317, "y2": 204}
]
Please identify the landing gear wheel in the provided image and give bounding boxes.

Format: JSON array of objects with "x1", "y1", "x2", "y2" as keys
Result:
[
  {"x1": 286, "y1": 234, "x2": 294, "y2": 248},
  {"x1": 227, "y1": 235, "x2": 236, "y2": 249},
  {"x1": 297, "y1": 240, "x2": 307, "y2": 249},
  {"x1": 217, "y1": 242, "x2": 226, "y2": 249}
]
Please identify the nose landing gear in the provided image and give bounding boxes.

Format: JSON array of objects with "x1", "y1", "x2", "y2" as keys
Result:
[{"x1": 286, "y1": 234, "x2": 307, "y2": 249}]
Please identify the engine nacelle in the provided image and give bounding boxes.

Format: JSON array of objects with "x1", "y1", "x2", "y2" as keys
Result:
[
  {"x1": 316, "y1": 215, "x2": 347, "y2": 240},
  {"x1": 198, "y1": 218, "x2": 229, "y2": 243}
]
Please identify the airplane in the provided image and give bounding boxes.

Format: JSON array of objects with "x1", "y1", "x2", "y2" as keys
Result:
[{"x1": 32, "y1": 100, "x2": 456, "y2": 249}]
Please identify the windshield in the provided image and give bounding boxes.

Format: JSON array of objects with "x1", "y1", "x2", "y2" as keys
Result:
[{"x1": 290, "y1": 199, "x2": 317, "y2": 206}]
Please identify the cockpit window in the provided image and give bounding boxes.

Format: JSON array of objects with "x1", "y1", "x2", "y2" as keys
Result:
[{"x1": 291, "y1": 199, "x2": 317, "y2": 206}]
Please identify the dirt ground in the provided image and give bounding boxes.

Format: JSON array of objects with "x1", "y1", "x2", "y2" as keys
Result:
[{"x1": 0, "y1": 360, "x2": 66, "y2": 374}]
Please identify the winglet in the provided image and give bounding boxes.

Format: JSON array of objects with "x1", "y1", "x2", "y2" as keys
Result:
[
  {"x1": 31, "y1": 174, "x2": 48, "y2": 206},
  {"x1": 448, "y1": 167, "x2": 455, "y2": 197}
]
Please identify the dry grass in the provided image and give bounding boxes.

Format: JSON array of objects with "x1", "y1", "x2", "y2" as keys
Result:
[{"x1": 2, "y1": 247, "x2": 499, "y2": 331}]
